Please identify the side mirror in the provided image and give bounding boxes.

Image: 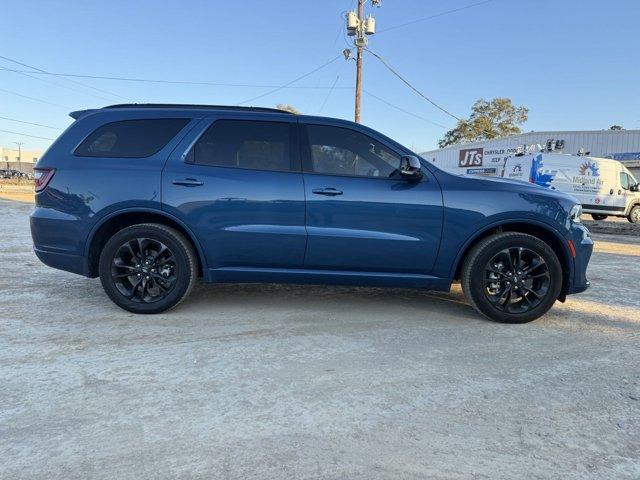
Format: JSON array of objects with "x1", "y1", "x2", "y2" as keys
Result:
[
  {"x1": 399, "y1": 155, "x2": 422, "y2": 180},
  {"x1": 631, "y1": 184, "x2": 639, "y2": 192}
]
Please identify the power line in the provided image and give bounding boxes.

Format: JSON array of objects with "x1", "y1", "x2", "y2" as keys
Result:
[
  {"x1": 319, "y1": 75, "x2": 340, "y2": 113},
  {"x1": 237, "y1": 55, "x2": 342, "y2": 105},
  {"x1": 364, "y1": 90, "x2": 449, "y2": 129},
  {"x1": 0, "y1": 87, "x2": 72, "y2": 109},
  {"x1": 0, "y1": 54, "x2": 130, "y2": 101},
  {"x1": 0, "y1": 66, "x2": 351, "y2": 90},
  {"x1": 0, "y1": 66, "x2": 116, "y2": 103},
  {"x1": 0, "y1": 129, "x2": 55, "y2": 141},
  {"x1": 365, "y1": 48, "x2": 461, "y2": 121},
  {"x1": 378, "y1": 0, "x2": 494, "y2": 34},
  {"x1": 0, "y1": 116, "x2": 63, "y2": 130}
]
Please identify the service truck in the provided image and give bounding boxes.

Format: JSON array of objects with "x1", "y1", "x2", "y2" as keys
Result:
[{"x1": 501, "y1": 153, "x2": 640, "y2": 222}]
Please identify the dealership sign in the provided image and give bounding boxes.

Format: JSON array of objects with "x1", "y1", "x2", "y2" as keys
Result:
[
  {"x1": 459, "y1": 148, "x2": 483, "y2": 167},
  {"x1": 466, "y1": 167, "x2": 496, "y2": 176},
  {"x1": 457, "y1": 140, "x2": 569, "y2": 170}
]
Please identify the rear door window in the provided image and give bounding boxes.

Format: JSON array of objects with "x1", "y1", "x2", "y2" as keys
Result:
[
  {"x1": 191, "y1": 120, "x2": 294, "y2": 171},
  {"x1": 75, "y1": 119, "x2": 189, "y2": 158}
]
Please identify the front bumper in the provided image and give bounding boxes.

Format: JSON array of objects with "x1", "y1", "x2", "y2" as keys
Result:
[{"x1": 567, "y1": 223, "x2": 593, "y2": 294}]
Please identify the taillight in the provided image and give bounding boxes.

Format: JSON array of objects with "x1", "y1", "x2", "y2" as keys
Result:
[{"x1": 34, "y1": 168, "x2": 55, "y2": 192}]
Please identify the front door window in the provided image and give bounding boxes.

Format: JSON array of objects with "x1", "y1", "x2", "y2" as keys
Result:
[{"x1": 305, "y1": 124, "x2": 402, "y2": 178}]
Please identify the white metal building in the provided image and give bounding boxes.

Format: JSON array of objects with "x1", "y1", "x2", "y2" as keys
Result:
[
  {"x1": 420, "y1": 130, "x2": 640, "y2": 178},
  {"x1": 1, "y1": 146, "x2": 43, "y2": 174}
]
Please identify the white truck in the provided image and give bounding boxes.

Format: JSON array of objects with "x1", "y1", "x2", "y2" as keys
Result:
[{"x1": 501, "y1": 153, "x2": 640, "y2": 222}]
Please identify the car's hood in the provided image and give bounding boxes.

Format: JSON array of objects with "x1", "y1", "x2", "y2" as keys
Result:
[
  {"x1": 457, "y1": 174, "x2": 543, "y2": 188},
  {"x1": 453, "y1": 173, "x2": 579, "y2": 204}
]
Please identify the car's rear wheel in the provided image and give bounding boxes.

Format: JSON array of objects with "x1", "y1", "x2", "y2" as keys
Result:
[
  {"x1": 99, "y1": 223, "x2": 197, "y2": 314},
  {"x1": 628, "y1": 205, "x2": 640, "y2": 224},
  {"x1": 591, "y1": 213, "x2": 608, "y2": 221},
  {"x1": 461, "y1": 232, "x2": 562, "y2": 323}
]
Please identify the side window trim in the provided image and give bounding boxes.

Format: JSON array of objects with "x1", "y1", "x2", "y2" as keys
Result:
[
  {"x1": 300, "y1": 122, "x2": 408, "y2": 180},
  {"x1": 299, "y1": 123, "x2": 314, "y2": 173},
  {"x1": 184, "y1": 118, "x2": 301, "y2": 173}
]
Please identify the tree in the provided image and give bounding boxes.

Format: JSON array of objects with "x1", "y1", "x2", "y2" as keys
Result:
[
  {"x1": 609, "y1": 125, "x2": 623, "y2": 130},
  {"x1": 275, "y1": 104, "x2": 300, "y2": 114},
  {"x1": 438, "y1": 98, "x2": 528, "y2": 148}
]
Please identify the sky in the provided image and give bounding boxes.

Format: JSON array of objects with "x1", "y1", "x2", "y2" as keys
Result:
[{"x1": 1, "y1": 0, "x2": 639, "y2": 155}]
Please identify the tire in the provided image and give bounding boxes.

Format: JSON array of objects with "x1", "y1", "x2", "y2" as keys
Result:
[
  {"x1": 99, "y1": 223, "x2": 197, "y2": 314},
  {"x1": 627, "y1": 205, "x2": 640, "y2": 224},
  {"x1": 461, "y1": 232, "x2": 563, "y2": 323},
  {"x1": 591, "y1": 214, "x2": 608, "y2": 221}
]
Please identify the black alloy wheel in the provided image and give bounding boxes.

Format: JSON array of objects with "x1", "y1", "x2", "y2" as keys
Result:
[
  {"x1": 99, "y1": 223, "x2": 197, "y2": 314},
  {"x1": 483, "y1": 247, "x2": 550, "y2": 314},
  {"x1": 461, "y1": 232, "x2": 562, "y2": 323},
  {"x1": 111, "y1": 237, "x2": 177, "y2": 303}
]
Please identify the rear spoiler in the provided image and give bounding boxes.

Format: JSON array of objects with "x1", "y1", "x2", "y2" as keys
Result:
[{"x1": 69, "y1": 109, "x2": 99, "y2": 120}]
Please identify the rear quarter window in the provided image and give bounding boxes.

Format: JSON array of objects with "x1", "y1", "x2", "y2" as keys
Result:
[{"x1": 75, "y1": 118, "x2": 189, "y2": 158}]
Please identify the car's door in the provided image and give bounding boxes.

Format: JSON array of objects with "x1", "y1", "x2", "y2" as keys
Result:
[
  {"x1": 162, "y1": 114, "x2": 306, "y2": 270},
  {"x1": 300, "y1": 121, "x2": 443, "y2": 273},
  {"x1": 619, "y1": 170, "x2": 638, "y2": 212}
]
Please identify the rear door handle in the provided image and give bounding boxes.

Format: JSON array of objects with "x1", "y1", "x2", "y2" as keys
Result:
[
  {"x1": 312, "y1": 187, "x2": 343, "y2": 196},
  {"x1": 172, "y1": 178, "x2": 203, "y2": 187}
]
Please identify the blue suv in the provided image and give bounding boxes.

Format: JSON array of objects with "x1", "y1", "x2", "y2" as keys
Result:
[{"x1": 30, "y1": 104, "x2": 593, "y2": 322}]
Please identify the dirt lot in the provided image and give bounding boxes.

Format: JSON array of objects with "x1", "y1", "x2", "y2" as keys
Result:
[
  {"x1": 0, "y1": 181, "x2": 35, "y2": 204},
  {"x1": 1, "y1": 198, "x2": 639, "y2": 479}
]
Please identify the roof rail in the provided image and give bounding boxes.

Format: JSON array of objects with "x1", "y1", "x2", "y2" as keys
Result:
[{"x1": 102, "y1": 103, "x2": 294, "y2": 114}]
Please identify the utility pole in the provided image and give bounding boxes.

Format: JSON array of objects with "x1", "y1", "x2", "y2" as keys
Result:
[
  {"x1": 354, "y1": 0, "x2": 364, "y2": 124},
  {"x1": 346, "y1": 0, "x2": 379, "y2": 123},
  {"x1": 14, "y1": 142, "x2": 24, "y2": 173}
]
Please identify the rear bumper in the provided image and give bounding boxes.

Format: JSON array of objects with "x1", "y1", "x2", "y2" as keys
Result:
[
  {"x1": 30, "y1": 206, "x2": 89, "y2": 277},
  {"x1": 567, "y1": 223, "x2": 593, "y2": 294},
  {"x1": 33, "y1": 246, "x2": 88, "y2": 276}
]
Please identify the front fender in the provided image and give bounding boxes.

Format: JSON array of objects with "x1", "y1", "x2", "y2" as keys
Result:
[{"x1": 444, "y1": 216, "x2": 572, "y2": 280}]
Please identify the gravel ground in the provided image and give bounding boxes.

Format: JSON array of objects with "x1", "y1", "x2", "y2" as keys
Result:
[
  {"x1": 1, "y1": 198, "x2": 639, "y2": 480},
  {"x1": 583, "y1": 219, "x2": 640, "y2": 236}
]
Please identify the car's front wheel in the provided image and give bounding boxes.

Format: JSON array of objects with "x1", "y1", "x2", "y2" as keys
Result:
[
  {"x1": 461, "y1": 232, "x2": 562, "y2": 323},
  {"x1": 99, "y1": 223, "x2": 197, "y2": 314},
  {"x1": 628, "y1": 205, "x2": 640, "y2": 224}
]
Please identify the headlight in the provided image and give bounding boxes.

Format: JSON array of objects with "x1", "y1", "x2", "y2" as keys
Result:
[{"x1": 569, "y1": 204, "x2": 582, "y2": 223}]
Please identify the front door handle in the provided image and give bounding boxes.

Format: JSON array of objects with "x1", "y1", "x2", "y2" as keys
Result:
[
  {"x1": 172, "y1": 178, "x2": 204, "y2": 187},
  {"x1": 312, "y1": 187, "x2": 343, "y2": 196}
]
